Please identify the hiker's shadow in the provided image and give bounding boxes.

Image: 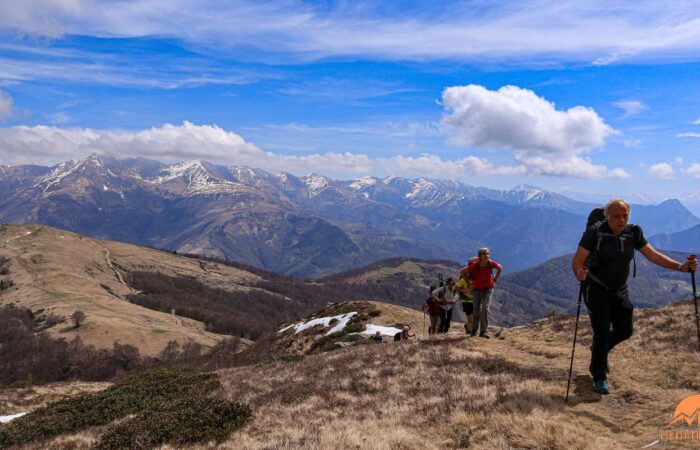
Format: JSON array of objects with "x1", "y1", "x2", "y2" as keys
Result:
[{"x1": 562, "y1": 374, "x2": 602, "y2": 406}]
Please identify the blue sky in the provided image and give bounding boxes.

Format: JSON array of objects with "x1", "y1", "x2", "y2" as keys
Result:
[{"x1": 1, "y1": 1, "x2": 700, "y2": 208}]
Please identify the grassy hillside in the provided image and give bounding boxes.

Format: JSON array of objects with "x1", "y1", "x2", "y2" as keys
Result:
[
  {"x1": 2, "y1": 223, "x2": 693, "y2": 360},
  {"x1": 0, "y1": 224, "x2": 231, "y2": 355},
  {"x1": 4, "y1": 298, "x2": 699, "y2": 449}
]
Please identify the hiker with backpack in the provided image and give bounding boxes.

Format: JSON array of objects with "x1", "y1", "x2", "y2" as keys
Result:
[
  {"x1": 571, "y1": 198, "x2": 697, "y2": 395},
  {"x1": 431, "y1": 278, "x2": 457, "y2": 333},
  {"x1": 455, "y1": 273, "x2": 474, "y2": 335},
  {"x1": 422, "y1": 285, "x2": 441, "y2": 335},
  {"x1": 466, "y1": 248, "x2": 502, "y2": 339}
]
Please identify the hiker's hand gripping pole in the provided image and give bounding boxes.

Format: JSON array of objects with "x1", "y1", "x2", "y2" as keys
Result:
[
  {"x1": 565, "y1": 283, "x2": 584, "y2": 404},
  {"x1": 689, "y1": 255, "x2": 700, "y2": 350}
]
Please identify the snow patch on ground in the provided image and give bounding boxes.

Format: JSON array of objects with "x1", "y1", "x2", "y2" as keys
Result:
[
  {"x1": 5, "y1": 231, "x2": 32, "y2": 243},
  {"x1": 278, "y1": 312, "x2": 358, "y2": 336},
  {"x1": 0, "y1": 412, "x2": 27, "y2": 423},
  {"x1": 356, "y1": 324, "x2": 402, "y2": 338}
]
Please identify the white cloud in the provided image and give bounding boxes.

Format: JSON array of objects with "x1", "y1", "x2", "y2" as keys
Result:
[
  {"x1": 0, "y1": 121, "x2": 637, "y2": 181},
  {"x1": 379, "y1": 154, "x2": 524, "y2": 177},
  {"x1": 0, "y1": 122, "x2": 372, "y2": 175},
  {"x1": 648, "y1": 162, "x2": 675, "y2": 179},
  {"x1": 2, "y1": 1, "x2": 700, "y2": 65},
  {"x1": 610, "y1": 167, "x2": 632, "y2": 179},
  {"x1": 440, "y1": 84, "x2": 616, "y2": 178},
  {"x1": 612, "y1": 100, "x2": 647, "y2": 118},
  {"x1": 687, "y1": 164, "x2": 700, "y2": 178},
  {"x1": 677, "y1": 132, "x2": 700, "y2": 138},
  {"x1": 693, "y1": 118, "x2": 700, "y2": 125},
  {"x1": 0, "y1": 121, "x2": 523, "y2": 178},
  {"x1": 0, "y1": 90, "x2": 13, "y2": 121},
  {"x1": 675, "y1": 157, "x2": 684, "y2": 164},
  {"x1": 0, "y1": 122, "x2": 263, "y2": 166}
]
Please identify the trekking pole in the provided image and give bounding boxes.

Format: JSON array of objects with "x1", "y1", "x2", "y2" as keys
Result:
[
  {"x1": 688, "y1": 255, "x2": 700, "y2": 349},
  {"x1": 565, "y1": 283, "x2": 584, "y2": 404}
]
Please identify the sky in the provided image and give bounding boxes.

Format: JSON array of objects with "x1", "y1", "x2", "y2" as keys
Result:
[{"x1": 1, "y1": 1, "x2": 700, "y2": 208}]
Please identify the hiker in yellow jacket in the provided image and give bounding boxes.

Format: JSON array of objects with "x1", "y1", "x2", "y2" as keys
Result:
[{"x1": 454, "y1": 274, "x2": 473, "y2": 335}]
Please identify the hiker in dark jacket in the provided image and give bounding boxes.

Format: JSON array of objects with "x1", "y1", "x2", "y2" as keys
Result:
[
  {"x1": 394, "y1": 326, "x2": 415, "y2": 341},
  {"x1": 432, "y1": 278, "x2": 457, "y2": 333},
  {"x1": 422, "y1": 285, "x2": 441, "y2": 335},
  {"x1": 466, "y1": 248, "x2": 502, "y2": 339},
  {"x1": 572, "y1": 198, "x2": 696, "y2": 395}
]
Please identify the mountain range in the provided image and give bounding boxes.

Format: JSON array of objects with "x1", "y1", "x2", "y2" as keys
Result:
[{"x1": 0, "y1": 154, "x2": 698, "y2": 277}]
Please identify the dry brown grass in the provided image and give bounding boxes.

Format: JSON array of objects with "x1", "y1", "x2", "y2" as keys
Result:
[
  {"x1": 207, "y1": 298, "x2": 699, "y2": 449},
  {"x1": 204, "y1": 337, "x2": 603, "y2": 449},
  {"x1": 0, "y1": 381, "x2": 110, "y2": 414},
  {"x1": 0, "y1": 224, "x2": 249, "y2": 355},
  {"x1": 4, "y1": 295, "x2": 700, "y2": 449}
]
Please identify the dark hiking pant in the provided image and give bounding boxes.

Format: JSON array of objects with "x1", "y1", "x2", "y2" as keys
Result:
[
  {"x1": 585, "y1": 283, "x2": 634, "y2": 382},
  {"x1": 472, "y1": 288, "x2": 493, "y2": 335},
  {"x1": 439, "y1": 308, "x2": 453, "y2": 333}
]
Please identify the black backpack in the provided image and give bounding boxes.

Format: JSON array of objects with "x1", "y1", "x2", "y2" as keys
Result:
[{"x1": 584, "y1": 207, "x2": 636, "y2": 289}]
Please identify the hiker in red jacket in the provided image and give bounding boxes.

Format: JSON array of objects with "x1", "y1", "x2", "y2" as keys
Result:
[{"x1": 466, "y1": 248, "x2": 502, "y2": 339}]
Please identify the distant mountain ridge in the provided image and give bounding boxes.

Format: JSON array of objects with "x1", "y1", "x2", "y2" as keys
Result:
[{"x1": 0, "y1": 154, "x2": 697, "y2": 277}]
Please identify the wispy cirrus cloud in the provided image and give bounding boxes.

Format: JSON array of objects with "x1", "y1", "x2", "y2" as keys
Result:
[
  {"x1": 0, "y1": 90, "x2": 13, "y2": 120},
  {"x1": 2, "y1": 1, "x2": 700, "y2": 65},
  {"x1": 0, "y1": 54, "x2": 276, "y2": 89},
  {"x1": 612, "y1": 100, "x2": 648, "y2": 118}
]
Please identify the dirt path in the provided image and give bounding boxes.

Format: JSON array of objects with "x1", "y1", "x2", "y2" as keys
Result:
[
  {"x1": 461, "y1": 321, "x2": 697, "y2": 449},
  {"x1": 101, "y1": 246, "x2": 127, "y2": 286}
]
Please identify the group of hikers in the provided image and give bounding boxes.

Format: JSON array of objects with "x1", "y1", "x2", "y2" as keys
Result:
[
  {"x1": 423, "y1": 247, "x2": 502, "y2": 339},
  {"x1": 412, "y1": 197, "x2": 697, "y2": 398}
]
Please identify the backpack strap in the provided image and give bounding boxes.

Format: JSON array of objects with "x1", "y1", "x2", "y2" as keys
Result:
[{"x1": 588, "y1": 223, "x2": 637, "y2": 287}]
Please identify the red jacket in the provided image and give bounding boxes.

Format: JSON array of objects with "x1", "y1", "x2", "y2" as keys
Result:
[{"x1": 466, "y1": 260, "x2": 502, "y2": 290}]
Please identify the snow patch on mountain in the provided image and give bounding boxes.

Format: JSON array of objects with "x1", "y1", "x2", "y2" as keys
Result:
[
  {"x1": 153, "y1": 160, "x2": 245, "y2": 196},
  {"x1": 302, "y1": 173, "x2": 331, "y2": 197},
  {"x1": 34, "y1": 161, "x2": 80, "y2": 192},
  {"x1": 404, "y1": 178, "x2": 459, "y2": 207},
  {"x1": 278, "y1": 312, "x2": 358, "y2": 336},
  {"x1": 349, "y1": 176, "x2": 378, "y2": 190}
]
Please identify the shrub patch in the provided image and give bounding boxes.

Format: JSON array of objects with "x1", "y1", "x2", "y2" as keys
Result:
[{"x1": 0, "y1": 368, "x2": 252, "y2": 449}]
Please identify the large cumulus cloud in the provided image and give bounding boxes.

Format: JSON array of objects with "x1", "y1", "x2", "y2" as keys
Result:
[{"x1": 440, "y1": 84, "x2": 622, "y2": 179}]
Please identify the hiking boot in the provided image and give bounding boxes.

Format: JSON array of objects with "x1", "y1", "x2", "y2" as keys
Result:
[
  {"x1": 593, "y1": 379, "x2": 610, "y2": 395},
  {"x1": 479, "y1": 333, "x2": 490, "y2": 339}
]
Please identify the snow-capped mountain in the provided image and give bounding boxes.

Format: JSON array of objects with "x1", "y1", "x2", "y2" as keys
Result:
[{"x1": 0, "y1": 154, "x2": 697, "y2": 277}]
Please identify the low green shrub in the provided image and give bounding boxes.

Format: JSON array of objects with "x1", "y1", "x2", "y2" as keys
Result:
[
  {"x1": 0, "y1": 368, "x2": 252, "y2": 449},
  {"x1": 96, "y1": 397, "x2": 251, "y2": 449}
]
